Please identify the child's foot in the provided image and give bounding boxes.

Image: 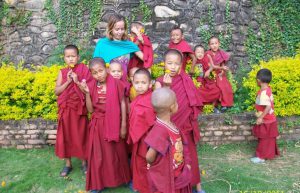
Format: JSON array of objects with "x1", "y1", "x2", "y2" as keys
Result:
[
  {"x1": 213, "y1": 107, "x2": 220, "y2": 114},
  {"x1": 128, "y1": 181, "x2": 138, "y2": 192},
  {"x1": 60, "y1": 166, "x2": 72, "y2": 177},
  {"x1": 250, "y1": 157, "x2": 265, "y2": 164},
  {"x1": 81, "y1": 163, "x2": 87, "y2": 175},
  {"x1": 220, "y1": 106, "x2": 228, "y2": 113}
]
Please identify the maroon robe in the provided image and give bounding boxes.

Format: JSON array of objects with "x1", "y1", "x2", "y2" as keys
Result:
[
  {"x1": 85, "y1": 75, "x2": 131, "y2": 191},
  {"x1": 253, "y1": 121, "x2": 280, "y2": 159},
  {"x1": 206, "y1": 50, "x2": 233, "y2": 107},
  {"x1": 128, "y1": 90, "x2": 156, "y2": 193},
  {"x1": 55, "y1": 63, "x2": 92, "y2": 160},
  {"x1": 169, "y1": 40, "x2": 193, "y2": 70},
  {"x1": 196, "y1": 54, "x2": 221, "y2": 105},
  {"x1": 157, "y1": 71, "x2": 202, "y2": 185},
  {"x1": 144, "y1": 121, "x2": 192, "y2": 193},
  {"x1": 129, "y1": 34, "x2": 154, "y2": 69}
]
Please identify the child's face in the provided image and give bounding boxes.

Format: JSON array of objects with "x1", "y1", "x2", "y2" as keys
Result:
[
  {"x1": 133, "y1": 74, "x2": 151, "y2": 95},
  {"x1": 109, "y1": 63, "x2": 123, "y2": 80},
  {"x1": 164, "y1": 54, "x2": 182, "y2": 77},
  {"x1": 112, "y1": 20, "x2": 125, "y2": 40},
  {"x1": 130, "y1": 24, "x2": 143, "y2": 36},
  {"x1": 90, "y1": 64, "x2": 107, "y2": 83},
  {"x1": 129, "y1": 67, "x2": 138, "y2": 82},
  {"x1": 170, "y1": 29, "x2": 183, "y2": 44},
  {"x1": 209, "y1": 38, "x2": 220, "y2": 52},
  {"x1": 195, "y1": 47, "x2": 205, "y2": 60},
  {"x1": 64, "y1": 49, "x2": 79, "y2": 67}
]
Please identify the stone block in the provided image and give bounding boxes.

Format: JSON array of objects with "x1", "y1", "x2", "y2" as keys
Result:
[
  {"x1": 214, "y1": 131, "x2": 223, "y2": 136},
  {"x1": 201, "y1": 137, "x2": 210, "y2": 142},
  {"x1": 42, "y1": 24, "x2": 57, "y2": 32},
  {"x1": 17, "y1": 145, "x2": 25, "y2": 149},
  {"x1": 46, "y1": 140, "x2": 56, "y2": 145},
  {"x1": 239, "y1": 125, "x2": 251, "y2": 130},
  {"x1": 243, "y1": 130, "x2": 252, "y2": 136},
  {"x1": 28, "y1": 139, "x2": 44, "y2": 145},
  {"x1": 204, "y1": 131, "x2": 213, "y2": 136},
  {"x1": 231, "y1": 136, "x2": 245, "y2": 141},
  {"x1": 25, "y1": 145, "x2": 33, "y2": 149},
  {"x1": 27, "y1": 130, "x2": 40, "y2": 135},
  {"x1": 45, "y1": 130, "x2": 57, "y2": 135},
  {"x1": 23, "y1": 135, "x2": 31, "y2": 139},
  {"x1": 48, "y1": 135, "x2": 56, "y2": 140},
  {"x1": 154, "y1": 6, "x2": 180, "y2": 18},
  {"x1": 155, "y1": 20, "x2": 177, "y2": 31},
  {"x1": 224, "y1": 131, "x2": 233, "y2": 136},
  {"x1": 0, "y1": 140, "x2": 11, "y2": 145}
]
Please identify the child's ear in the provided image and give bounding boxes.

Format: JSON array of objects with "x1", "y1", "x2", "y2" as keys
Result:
[{"x1": 149, "y1": 82, "x2": 153, "y2": 89}]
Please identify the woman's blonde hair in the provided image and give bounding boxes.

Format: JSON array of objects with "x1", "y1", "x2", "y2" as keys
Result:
[{"x1": 106, "y1": 14, "x2": 128, "y2": 40}]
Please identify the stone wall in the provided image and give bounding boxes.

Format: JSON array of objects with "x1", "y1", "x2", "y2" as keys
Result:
[
  {"x1": 0, "y1": 113, "x2": 299, "y2": 149},
  {"x1": 0, "y1": 0, "x2": 258, "y2": 70}
]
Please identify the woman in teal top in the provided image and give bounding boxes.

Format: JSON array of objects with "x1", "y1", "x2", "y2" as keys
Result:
[{"x1": 93, "y1": 14, "x2": 143, "y2": 79}]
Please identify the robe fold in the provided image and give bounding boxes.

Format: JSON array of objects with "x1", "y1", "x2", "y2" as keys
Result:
[
  {"x1": 196, "y1": 55, "x2": 221, "y2": 105},
  {"x1": 145, "y1": 121, "x2": 192, "y2": 193},
  {"x1": 128, "y1": 90, "x2": 156, "y2": 193},
  {"x1": 157, "y1": 71, "x2": 202, "y2": 185},
  {"x1": 129, "y1": 34, "x2": 154, "y2": 69},
  {"x1": 169, "y1": 40, "x2": 193, "y2": 71},
  {"x1": 85, "y1": 76, "x2": 131, "y2": 191},
  {"x1": 55, "y1": 63, "x2": 92, "y2": 160},
  {"x1": 206, "y1": 50, "x2": 233, "y2": 107}
]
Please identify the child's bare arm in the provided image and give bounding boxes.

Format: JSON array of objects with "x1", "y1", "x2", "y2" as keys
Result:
[
  {"x1": 189, "y1": 53, "x2": 197, "y2": 74},
  {"x1": 79, "y1": 80, "x2": 93, "y2": 113},
  {"x1": 134, "y1": 51, "x2": 144, "y2": 61},
  {"x1": 256, "y1": 105, "x2": 271, "y2": 125},
  {"x1": 55, "y1": 70, "x2": 72, "y2": 96},
  {"x1": 120, "y1": 97, "x2": 127, "y2": 139},
  {"x1": 154, "y1": 81, "x2": 162, "y2": 89},
  {"x1": 146, "y1": 147, "x2": 158, "y2": 164}
]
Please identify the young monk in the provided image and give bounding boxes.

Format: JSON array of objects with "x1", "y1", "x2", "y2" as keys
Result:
[
  {"x1": 128, "y1": 67, "x2": 139, "y2": 101},
  {"x1": 79, "y1": 58, "x2": 131, "y2": 192},
  {"x1": 129, "y1": 21, "x2": 153, "y2": 70},
  {"x1": 109, "y1": 60, "x2": 131, "y2": 96},
  {"x1": 154, "y1": 49, "x2": 205, "y2": 193},
  {"x1": 168, "y1": 26, "x2": 196, "y2": 71},
  {"x1": 54, "y1": 44, "x2": 92, "y2": 177},
  {"x1": 128, "y1": 68, "x2": 156, "y2": 193},
  {"x1": 251, "y1": 68, "x2": 280, "y2": 163},
  {"x1": 206, "y1": 36, "x2": 233, "y2": 112},
  {"x1": 194, "y1": 45, "x2": 221, "y2": 113},
  {"x1": 145, "y1": 87, "x2": 192, "y2": 193}
]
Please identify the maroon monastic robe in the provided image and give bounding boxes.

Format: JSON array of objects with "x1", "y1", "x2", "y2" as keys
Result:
[
  {"x1": 85, "y1": 75, "x2": 131, "y2": 191},
  {"x1": 169, "y1": 40, "x2": 193, "y2": 70},
  {"x1": 206, "y1": 50, "x2": 233, "y2": 107},
  {"x1": 157, "y1": 71, "x2": 202, "y2": 185},
  {"x1": 128, "y1": 90, "x2": 156, "y2": 193},
  {"x1": 55, "y1": 63, "x2": 92, "y2": 160},
  {"x1": 129, "y1": 34, "x2": 154, "y2": 69},
  {"x1": 144, "y1": 121, "x2": 192, "y2": 193},
  {"x1": 196, "y1": 54, "x2": 221, "y2": 105}
]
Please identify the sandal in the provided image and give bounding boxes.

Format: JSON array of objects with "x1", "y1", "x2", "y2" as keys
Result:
[
  {"x1": 81, "y1": 164, "x2": 87, "y2": 175},
  {"x1": 60, "y1": 166, "x2": 72, "y2": 177}
]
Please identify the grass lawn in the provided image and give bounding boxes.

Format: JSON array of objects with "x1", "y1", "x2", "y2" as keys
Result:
[{"x1": 0, "y1": 141, "x2": 299, "y2": 193}]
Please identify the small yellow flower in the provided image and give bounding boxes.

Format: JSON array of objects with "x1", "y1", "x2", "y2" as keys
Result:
[
  {"x1": 69, "y1": 64, "x2": 75, "y2": 68},
  {"x1": 201, "y1": 170, "x2": 206, "y2": 175},
  {"x1": 165, "y1": 69, "x2": 171, "y2": 74},
  {"x1": 105, "y1": 63, "x2": 110, "y2": 68},
  {"x1": 140, "y1": 28, "x2": 145, "y2": 34},
  {"x1": 1, "y1": 181, "x2": 6, "y2": 187}
]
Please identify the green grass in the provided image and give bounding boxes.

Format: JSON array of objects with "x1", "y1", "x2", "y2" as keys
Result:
[{"x1": 0, "y1": 141, "x2": 299, "y2": 193}]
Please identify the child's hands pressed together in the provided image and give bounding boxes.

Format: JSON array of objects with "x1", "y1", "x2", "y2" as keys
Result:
[
  {"x1": 163, "y1": 73, "x2": 172, "y2": 87},
  {"x1": 222, "y1": 66, "x2": 229, "y2": 71},
  {"x1": 204, "y1": 71, "x2": 210, "y2": 78},
  {"x1": 70, "y1": 72, "x2": 79, "y2": 84},
  {"x1": 67, "y1": 70, "x2": 73, "y2": 83}
]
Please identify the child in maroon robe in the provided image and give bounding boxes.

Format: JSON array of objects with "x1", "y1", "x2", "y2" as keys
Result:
[
  {"x1": 129, "y1": 22, "x2": 154, "y2": 70},
  {"x1": 145, "y1": 87, "x2": 192, "y2": 193},
  {"x1": 54, "y1": 45, "x2": 92, "y2": 177},
  {"x1": 168, "y1": 26, "x2": 196, "y2": 72},
  {"x1": 128, "y1": 68, "x2": 156, "y2": 193},
  {"x1": 194, "y1": 45, "x2": 221, "y2": 113},
  {"x1": 79, "y1": 58, "x2": 131, "y2": 192},
  {"x1": 251, "y1": 69, "x2": 280, "y2": 164},
  {"x1": 206, "y1": 36, "x2": 233, "y2": 112},
  {"x1": 154, "y1": 49, "x2": 205, "y2": 193}
]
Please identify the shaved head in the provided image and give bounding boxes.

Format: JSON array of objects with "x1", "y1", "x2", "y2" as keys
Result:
[{"x1": 151, "y1": 87, "x2": 176, "y2": 113}]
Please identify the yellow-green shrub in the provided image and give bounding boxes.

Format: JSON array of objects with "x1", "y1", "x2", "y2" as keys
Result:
[
  {"x1": 243, "y1": 54, "x2": 300, "y2": 116},
  {"x1": 0, "y1": 63, "x2": 61, "y2": 120}
]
